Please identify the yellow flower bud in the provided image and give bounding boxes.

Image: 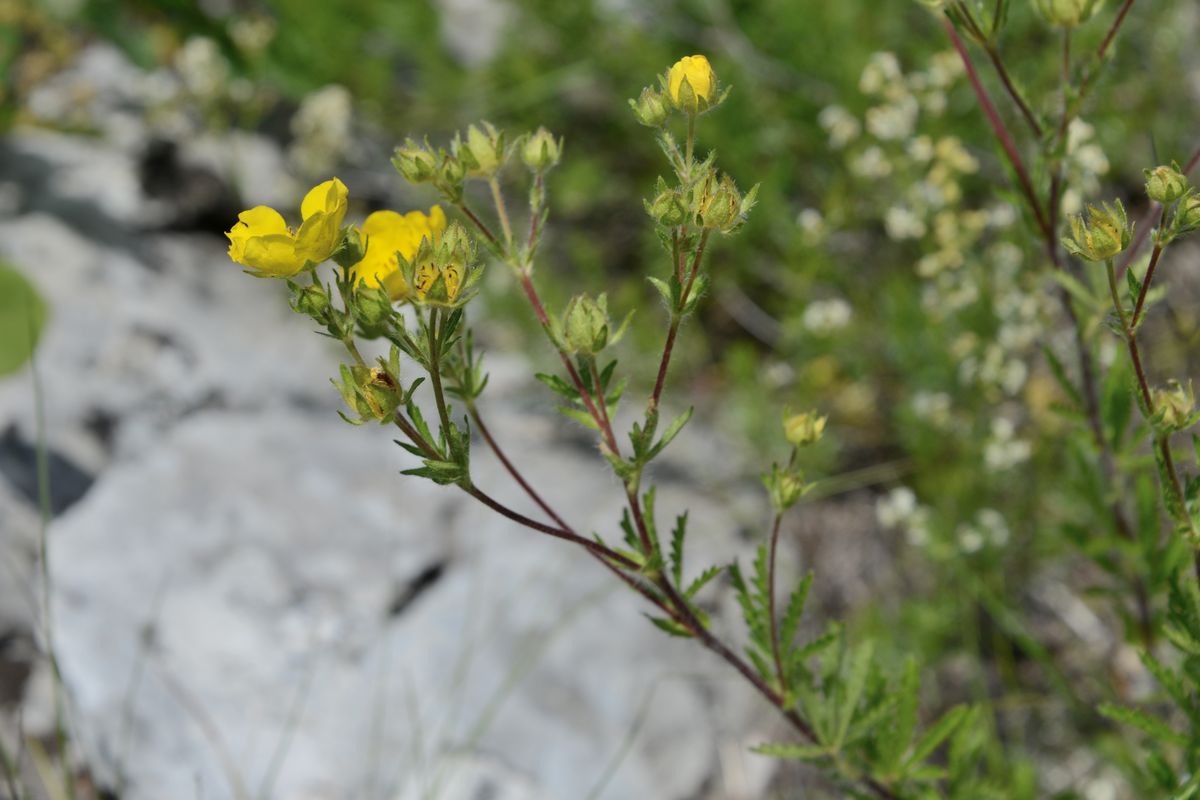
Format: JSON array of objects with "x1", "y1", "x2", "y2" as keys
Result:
[
  {"x1": 226, "y1": 178, "x2": 349, "y2": 277},
  {"x1": 667, "y1": 55, "x2": 717, "y2": 114},
  {"x1": 783, "y1": 411, "x2": 827, "y2": 447}
]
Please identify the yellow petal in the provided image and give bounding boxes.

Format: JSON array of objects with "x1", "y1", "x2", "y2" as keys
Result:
[
  {"x1": 241, "y1": 234, "x2": 306, "y2": 277},
  {"x1": 227, "y1": 206, "x2": 289, "y2": 264},
  {"x1": 668, "y1": 55, "x2": 715, "y2": 104},
  {"x1": 301, "y1": 178, "x2": 347, "y2": 219},
  {"x1": 295, "y1": 211, "x2": 342, "y2": 263}
]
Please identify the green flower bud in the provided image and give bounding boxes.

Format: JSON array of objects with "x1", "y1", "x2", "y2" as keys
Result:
[
  {"x1": 289, "y1": 282, "x2": 330, "y2": 319},
  {"x1": 647, "y1": 188, "x2": 687, "y2": 226},
  {"x1": 522, "y1": 127, "x2": 562, "y2": 173},
  {"x1": 562, "y1": 294, "x2": 611, "y2": 355},
  {"x1": 629, "y1": 87, "x2": 669, "y2": 128},
  {"x1": 331, "y1": 225, "x2": 367, "y2": 269},
  {"x1": 1145, "y1": 164, "x2": 1189, "y2": 205},
  {"x1": 436, "y1": 151, "x2": 463, "y2": 185},
  {"x1": 699, "y1": 174, "x2": 743, "y2": 232},
  {"x1": 392, "y1": 139, "x2": 438, "y2": 183},
  {"x1": 783, "y1": 410, "x2": 827, "y2": 447},
  {"x1": 454, "y1": 122, "x2": 506, "y2": 179},
  {"x1": 334, "y1": 361, "x2": 402, "y2": 425},
  {"x1": 353, "y1": 284, "x2": 395, "y2": 328},
  {"x1": 406, "y1": 222, "x2": 477, "y2": 307},
  {"x1": 1062, "y1": 201, "x2": 1132, "y2": 262},
  {"x1": 763, "y1": 463, "x2": 809, "y2": 512},
  {"x1": 1034, "y1": 0, "x2": 1101, "y2": 28},
  {"x1": 1176, "y1": 195, "x2": 1200, "y2": 234},
  {"x1": 1153, "y1": 380, "x2": 1197, "y2": 432}
]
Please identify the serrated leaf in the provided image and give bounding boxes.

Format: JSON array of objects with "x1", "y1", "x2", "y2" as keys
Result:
[
  {"x1": 684, "y1": 564, "x2": 723, "y2": 599},
  {"x1": 882, "y1": 658, "x2": 919, "y2": 773},
  {"x1": 1139, "y1": 650, "x2": 1194, "y2": 713},
  {"x1": 558, "y1": 406, "x2": 600, "y2": 432},
  {"x1": 646, "y1": 406, "x2": 694, "y2": 461},
  {"x1": 1099, "y1": 703, "x2": 1187, "y2": 745},
  {"x1": 845, "y1": 694, "x2": 897, "y2": 746},
  {"x1": 646, "y1": 614, "x2": 693, "y2": 638},
  {"x1": 751, "y1": 742, "x2": 828, "y2": 761},
  {"x1": 904, "y1": 704, "x2": 969, "y2": 769},
  {"x1": 535, "y1": 372, "x2": 579, "y2": 400},
  {"x1": 795, "y1": 626, "x2": 840, "y2": 662},
  {"x1": 779, "y1": 573, "x2": 813, "y2": 654},
  {"x1": 833, "y1": 641, "x2": 874, "y2": 747},
  {"x1": 669, "y1": 512, "x2": 688, "y2": 585}
]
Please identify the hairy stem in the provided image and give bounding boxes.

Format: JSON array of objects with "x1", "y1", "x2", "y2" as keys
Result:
[
  {"x1": 650, "y1": 230, "x2": 710, "y2": 411},
  {"x1": 489, "y1": 177, "x2": 514, "y2": 250},
  {"x1": 944, "y1": 16, "x2": 1051, "y2": 238},
  {"x1": 467, "y1": 403, "x2": 573, "y2": 533}
]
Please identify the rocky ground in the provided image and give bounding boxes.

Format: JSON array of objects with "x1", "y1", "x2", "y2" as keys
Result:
[{"x1": 0, "y1": 44, "x2": 898, "y2": 800}]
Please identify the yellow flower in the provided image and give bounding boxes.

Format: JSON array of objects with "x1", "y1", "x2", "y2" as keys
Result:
[
  {"x1": 667, "y1": 55, "x2": 716, "y2": 113},
  {"x1": 350, "y1": 206, "x2": 447, "y2": 300},
  {"x1": 227, "y1": 178, "x2": 349, "y2": 277}
]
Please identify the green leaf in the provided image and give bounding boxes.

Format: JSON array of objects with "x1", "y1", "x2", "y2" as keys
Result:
[
  {"x1": 779, "y1": 572, "x2": 813, "y2": 654},
  {"x1": 684, "y1": 564, "x2": 723, "y2": 599},
  {"x1": 881, "y1": 658, "x2": 919, "y2": 773},
  {"x1": 650, "y1": 406, "x2": 693, "y2": 458},
  {"x1": 669, "y1": 512, "x2": 688, "y2": 585},
  {"x1": 845, "y1": 693, "x2": 897, "y2": 746},
  {"x1": 558, "y1": 406, "x2": 600, "y2": 432},
  {"x1": 833, "y1": 641, "x2": 874, "y2": 747},
  {"x1": 0, "y1": 263, "x2": 46, "y2": 376},
  {"x1": 1098, "y1": 703, "x2": 1187, "y2": 746},
  {"x1": 751, "y1": 742, "x2": 828, "y2": 761},
  {"x1": 1140, "y1": 650, "x2": 1193, "y2": 712},
  {"x1": 794, "y1": 625, "x2": 840, "y2": 663},
  {"x1": 647, "y1": 276, "x2": 674, "y2": 307},
  {"x1": 646, "y1": 615, "x2": 693, "y2": 638},
  {"x1": 535, "y1": 372, "x2": 580, "y2": 400},
  {"x1": 1050, "y1": 270, "x2": 1101, "y2": 310},
  {"x1": 904, "y1": 704, "x2": 969, "y2": 770},
  {"x1": 1041, "y1": 345, "x2": 1083, "y2": 411}
]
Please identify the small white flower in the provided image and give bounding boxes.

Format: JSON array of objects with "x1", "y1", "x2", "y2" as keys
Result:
[
  {"x1": 860, "y1": 52, "x2": 903, "y2": 95},
  {"x1": 884, "y1": 206, "x2": 927, "y2": 240},
  {"x1": 819, "y1": 105, "x2": 862, "y2": 149},
  {"x1": 803, "y1": 298, "x2": 853, "y2": 335},
  {"x1": 851, "y1": 146, "x2": 892, "y2": 178}
]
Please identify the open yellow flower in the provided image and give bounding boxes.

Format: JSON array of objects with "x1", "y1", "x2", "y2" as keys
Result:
[
  {"x1": 349, "y1": 206, "x2": 447, "y2": 300},
  {"x1": 667, "y1": 55, "x2": 716, "y2": 113},
  {"x1": 227, "y1": 178, "x2": 349, "y2": 277}
]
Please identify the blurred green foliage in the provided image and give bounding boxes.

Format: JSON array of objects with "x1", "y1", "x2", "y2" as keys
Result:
[{"x1": 0, "y1": 262, "x2": 45, "y2": 376}]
